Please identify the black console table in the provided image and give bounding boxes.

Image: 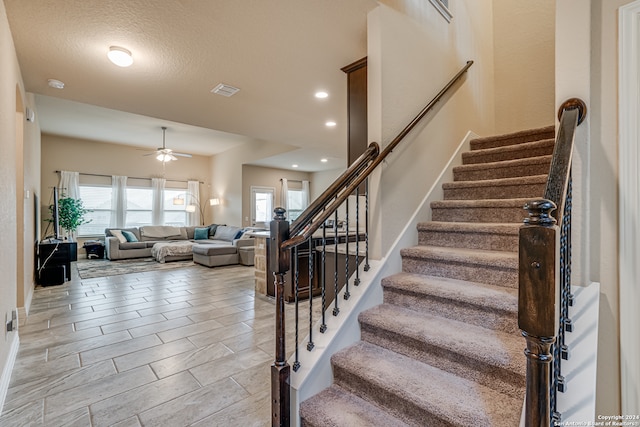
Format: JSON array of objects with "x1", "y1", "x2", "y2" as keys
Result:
[{"x1": 38, "y1": 240, "x2": 77, "y2": 285}]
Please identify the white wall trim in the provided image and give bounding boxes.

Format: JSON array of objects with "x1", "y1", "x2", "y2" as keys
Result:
[
  {"x1": 0, "y1": 333, "x2": 19, "y2": 416},
  {"x1": 618, "y1": 1, "x2": 640, "y2": 415}
]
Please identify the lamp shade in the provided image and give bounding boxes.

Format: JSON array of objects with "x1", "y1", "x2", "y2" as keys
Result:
[
  {"x1": 209, "y1": 198, "x2": 220, "y2": 206},
  {"x1": 185, "y1": 205, "x2": 197, "y2": 213}
]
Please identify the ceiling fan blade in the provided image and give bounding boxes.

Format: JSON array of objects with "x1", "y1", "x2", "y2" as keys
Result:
[{"x1": 173, "y1": 152, "x2": 192, "y2": 158}]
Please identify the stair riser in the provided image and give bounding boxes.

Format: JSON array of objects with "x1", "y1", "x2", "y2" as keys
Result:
[
  {"x1": 382, "y1": 288, "x2": 518, "y2": 334},
  {"x1": 443, "y1": 182, "x2": 545, "y2": 200},
  {"x1": 431, "y1": 206, "x2": 527, "y2": 223},
  {"x1": 470, "y1": 128, "x2": 555, "y2": 150},
  {"x1": 454, "y1": 161, "x2": 550, "y2": 181},
  {"x1": 332, "y1": 364, "x2": 450, "y2": 427},
  {"x1": 401, "y1": 256, "x2": 517, "y2": 288},
  {"x1": 418, "y1": 229, "x2": 518, "y2": 251},
  {"x1": 359, "y1": 324, "x2": 525, "y2": 397},
  {"x1": 463, "y1": 142, "x2": 554, "y2": 165}
]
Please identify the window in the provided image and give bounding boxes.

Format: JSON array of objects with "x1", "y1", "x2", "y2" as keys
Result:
[
  {"x1": 251, "y1": 186, "x2": 275, "y2": 227},
  {"x1": 286, "y1": 189, "x2": 306, "y2": 221},
  {"x1": 163, "y1": 189, "x2": 188, "y2": 226},
  {"x1": 77, "y1": 185, "x2": 112, "y2": 236},
  {"x1": 77, "y1": 184, "x2": 188, "y2": 236}
]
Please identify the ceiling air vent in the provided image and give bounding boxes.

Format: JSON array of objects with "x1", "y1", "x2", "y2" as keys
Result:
[{"x1": 211, "y1": 83, "x2": 240, "y2": 97}]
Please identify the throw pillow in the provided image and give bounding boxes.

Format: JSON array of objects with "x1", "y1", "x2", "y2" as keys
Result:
[
  {"x1": 207, "y1": 223, "x2": 224, "y2": 238},
  {"x1": 194, "y1": 227, "x2": 209, "y2": 240},
  {"x1": 110, "y1": 229, "x2": 127, "y2": 243},
  {"x1": 121, "y1": 230, "x2": 138, "y2": 242},
  {"x1": 234, "y1": 229, "x2": 245, "y2": 240}
]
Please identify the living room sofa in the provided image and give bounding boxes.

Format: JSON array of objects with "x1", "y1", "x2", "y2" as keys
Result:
[{"x1": 105, "y1": 224, "x2": 254, "y2": 266}]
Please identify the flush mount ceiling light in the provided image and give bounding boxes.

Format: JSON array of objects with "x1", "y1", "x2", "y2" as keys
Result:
[
  {"x1": 292, "y1": 164, "x2": 299, "y2": 168},
  {"x1": 325, "y1": 121, "x2": 337, "y2": 127},
  {"x1": 47, "y1": 79, "x2": 65, "y2": 89},
  {"x1": 315, "y1": 91, "x2": 328, "y2": 99},
  {"x1": 107, "y1": 46, "x2": 133, "y2": 67},
  {"x1": 321, "y1": 158, "x2": 328, "y2": 163}
]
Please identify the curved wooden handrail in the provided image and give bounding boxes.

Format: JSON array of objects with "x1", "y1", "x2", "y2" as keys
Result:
[
  {"x1": 544, "y1": 97, "x2": 587, "y2": 221},
  {"x1": 282, "y1": 60, "x2": 474, "y2": 251}
]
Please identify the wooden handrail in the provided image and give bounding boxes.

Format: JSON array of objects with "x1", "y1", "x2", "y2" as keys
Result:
[{"x1": 282, "y1": 60, "x2": 474, "y2": 251}]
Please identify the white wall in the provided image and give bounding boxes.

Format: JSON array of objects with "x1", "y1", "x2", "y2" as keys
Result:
[
  {"x1": 369, "y1": 1, "x2": 496, "y2": 255},
  {"x1": 493, "y1": 0, "x2": 555, "y2": 133}
]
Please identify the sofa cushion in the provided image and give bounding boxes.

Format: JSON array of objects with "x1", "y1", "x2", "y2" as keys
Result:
[
  {"x1": 110, "y1": 229, "x2": 127, "y2": 243},
  {"x1": 119, "y1": 242, "x2": 147, "y2": 249},
  {"x1": 192, "y1": 244, "x2": 237, "y2": 256},
  {"x1": 213, "y1": 225, "x2": 242, "y2": 242},
  {"x1": 140, "y1": 225, "x2": 187, "y2": 241},
  {"x1": 122, "y1": 230, "x2": 138, "y2": 242},
  {"x1": 106, "y1": 227, "x2": 141, "y2": 241},
  {"x1": 194, "y1": 227, "x2": 209, "y2": 240}
]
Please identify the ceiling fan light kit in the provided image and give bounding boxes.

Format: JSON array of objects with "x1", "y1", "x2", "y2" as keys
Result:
[{"x1": 145, "y1": 126, "x2": 192, "y2": 162}]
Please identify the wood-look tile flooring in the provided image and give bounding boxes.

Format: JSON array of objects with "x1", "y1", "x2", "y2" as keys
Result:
[{"x1": 1, "y1": 262, "x2": 304, "y2": 426}]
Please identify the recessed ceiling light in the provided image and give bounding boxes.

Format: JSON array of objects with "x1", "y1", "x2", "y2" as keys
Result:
[
  {"x1": 321, "y1": 158, "x2": 328, "y2": 163},
  {"x1": 292, "y1": 164, "x2": 299, "y2": 168},
  {"x1": 47, "y1": 79, "x2": 65, "y2": 89},
  {"x1": 325, "y1": 121, "x2": 337, "y2": 127},
  {"x1": 315, "y1": 91, "x2": 328, "y2": 99},
  {"x1": 107, "y1": 46, "x2": 133, "y2": 67}
]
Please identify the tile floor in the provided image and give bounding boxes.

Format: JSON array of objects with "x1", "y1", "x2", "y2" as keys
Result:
[{"x1": 0, "y1": 261, "x2": 305, "y2": 426}]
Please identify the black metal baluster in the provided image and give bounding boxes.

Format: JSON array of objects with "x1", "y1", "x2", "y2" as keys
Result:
[
  {"x1": 333, "y1": 210, "x2": 340, "y2": 316},
  {"x1": 344, "y1": 198, "x2": 350, "y2": 300},
  {"x1": 292, "y1": 247, "x2": 300, "y2": 372},
  {"x1": 355, "y1": 187, "x2": 361, "y2": 286},
  {"x1": 307, "y1": 237, "x2": 315, "y2": 351},
  {"x1": 364, "y1": 178, "x2": 370, "y2": 271},
  {"x1": 320, "y1": 222, "x2": 327, "y2": 333}
]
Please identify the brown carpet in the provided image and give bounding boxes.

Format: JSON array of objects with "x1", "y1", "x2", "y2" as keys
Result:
[{"x1": 300, "y1": 125, "x2": 555, "y2": 426}]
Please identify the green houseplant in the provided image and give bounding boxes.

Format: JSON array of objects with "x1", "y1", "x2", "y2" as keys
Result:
[{"x1": 47, "y1": 195, "x2": 92, "y2": 240}]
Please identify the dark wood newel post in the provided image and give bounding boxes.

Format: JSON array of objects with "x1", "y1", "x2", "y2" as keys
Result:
[
  {"x1": 519, "y1": 199, "x2": 559, "y2": 427},
  {"x1": 271, "y1": 207, "x2": 290, "y2": 427}
]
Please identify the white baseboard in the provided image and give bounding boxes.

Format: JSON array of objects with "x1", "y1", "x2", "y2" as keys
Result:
[{"x1": 0, "y1": 332, "x2": 20, "y2": 416}]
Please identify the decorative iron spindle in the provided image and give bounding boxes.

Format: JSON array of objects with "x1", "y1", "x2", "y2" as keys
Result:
[
  {"x1": 292, "y1": 247, "x2": 300, "y2": 372},
  {"x1": 320, "y1": 223, "x2": 327, "y2": 333},
  {"x1": 364, "y1": 178, "x2": 370, "y2": 271},
  {"x1": 355, "y1": 187, "x2": 361, "y2": 286},
  {"x1": 307, "y1": 237, "x2": 315, "y2": 351},
  {"x1": 333, "y1": 210, "x2": 340, "y2": 316},
  {"x1": 344, "y1": 198, "x2": 351, "y2": 300}
]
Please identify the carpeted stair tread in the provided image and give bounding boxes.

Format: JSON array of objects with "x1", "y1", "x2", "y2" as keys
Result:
[
  {"x1": 358, "y1": 304, "x2": 525, "y2": 394},
  {"x1": 470, "y1": 125, "x2": 555, "y2": 151},
  {"x1": 300, "y1": 385, "x2": 410, "y2": 427},
  {"x1": 443, "y1": 174, "x2": 547, "y2": 200},
  {"x1": 453, "y1": 155, "x2": 552, "y2": 181},
  {"x1": 463, "y1": 138, "x2": 555, "y2": 165},
  {"x1": 431, "y1": 198, "x2": 530, "y2": 223},
  {"x1": 417, "y1": 221, "x2": 520, "y2": 251},
  {"x1": 400, "y1": 245, "x2": 518, "y2": 288},
  {"x1": 331, "y1": 341, "x2": 524, "y2": 427},
  {"x1": 382, "y1": 272, "x2": 518, "y2": 314}
]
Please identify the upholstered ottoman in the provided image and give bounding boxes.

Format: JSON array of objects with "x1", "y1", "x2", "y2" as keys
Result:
[
  {"x1": 238, "y1": 246, "x2": 255, "y2": 266},
  {"x1": 192, "y1": 244, "x2": 238, "y2": 267}
]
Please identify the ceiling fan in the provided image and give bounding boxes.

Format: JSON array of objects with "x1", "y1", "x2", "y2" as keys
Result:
[{"x1": 145, "y1": 126, "x2": 192, "y2": 162}]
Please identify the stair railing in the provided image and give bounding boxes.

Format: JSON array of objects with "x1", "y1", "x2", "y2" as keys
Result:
[
  {"x1": 270, "y1": 60, "x2": 474, "y2": 426},
  {"x1": 518, "y1": 98, "x2": 587, "y2": 427}
]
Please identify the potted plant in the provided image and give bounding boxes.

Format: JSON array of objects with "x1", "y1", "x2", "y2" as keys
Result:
[{"x1": 47, "y1": 195, "x2": 92, "y2": 241}]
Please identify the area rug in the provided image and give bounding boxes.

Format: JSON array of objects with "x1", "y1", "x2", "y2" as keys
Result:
[{"x1": 76, "y1": 258, "x2": 196, "y2": 279}]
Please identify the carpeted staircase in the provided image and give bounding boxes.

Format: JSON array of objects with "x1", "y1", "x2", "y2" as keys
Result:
[{"x1": 299, "y1": 125, "x2": 556, "y2": 427}]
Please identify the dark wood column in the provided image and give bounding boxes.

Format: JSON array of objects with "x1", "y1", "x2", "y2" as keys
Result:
[{"x1": 341, "y1": 57, "x2": 367, "y2": 166}]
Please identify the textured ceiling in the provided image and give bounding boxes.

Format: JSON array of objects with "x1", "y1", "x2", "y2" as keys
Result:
[{"x1": 4, "y1": 0, "x2": 378, "y2": 171}]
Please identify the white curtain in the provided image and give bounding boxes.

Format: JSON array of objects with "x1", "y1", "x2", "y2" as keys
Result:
[
  {"x1": 151, "y1": 178, "x2": 166, "y2": 225},
  {"x1": 58, "y1": 171, "x2": 79, "y2": 199},
  {"x1": 302, "y1": 180, "x2": 310, "y2": 208},
  {"x1": 186, "y1": 180, "x2": 200, "y2": 226},
  {"x1": 281, "y1": 178, "x2": 289, "y2": 213},
  {"x1": 110, "y1": 175, "x2": 127, "y2": 228}
]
